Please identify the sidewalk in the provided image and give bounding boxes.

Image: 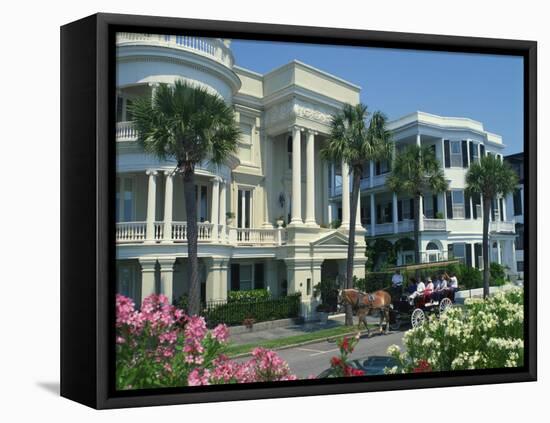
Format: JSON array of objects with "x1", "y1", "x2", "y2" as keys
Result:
[{"x1": 229, "y1": 313, "x2": 380, "y2": 346}]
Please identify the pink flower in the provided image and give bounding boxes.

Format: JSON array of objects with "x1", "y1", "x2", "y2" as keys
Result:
[
  {"x1": 188, "y1": 368, "x2": 211, "y2": 386},
  {"x1": 212, "y1": 324, "x2": 229, "y2": 343}
]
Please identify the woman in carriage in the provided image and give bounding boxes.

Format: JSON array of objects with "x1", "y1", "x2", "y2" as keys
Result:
[{"x1": 424, "y1": 277, "x2": 434, "y2": 301}]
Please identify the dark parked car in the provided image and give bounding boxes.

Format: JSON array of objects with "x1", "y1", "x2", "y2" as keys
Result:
[{"x1": 317, "y1": 355, "x2": 399, "y2": 378}]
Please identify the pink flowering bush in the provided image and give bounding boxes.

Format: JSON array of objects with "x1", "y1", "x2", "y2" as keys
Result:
[{"x1": 116, "y1": 294, "x2": 295, "y2": 389}]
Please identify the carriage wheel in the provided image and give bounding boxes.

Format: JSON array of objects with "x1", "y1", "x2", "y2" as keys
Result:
[
  {"x1": 439, "y1": 297, "x2": 452, "y2": 315},
  {"x1": 411, "y1": 308, "x2": 425, "y2": 328}
]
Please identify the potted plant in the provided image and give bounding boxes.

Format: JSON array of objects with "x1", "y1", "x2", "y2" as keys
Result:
[
  {"x1": 276, "y1": 215, "x2": 285, "y2": 227},
  {"x1": 242, "y1": 317, "x2": 255, "y2": 330},
  {"x1": 226, "y1": 211, "x2": 235, "y2": 226},
  {"x1": 316, "y1": 303, "x2": 331, "y2": 324}
]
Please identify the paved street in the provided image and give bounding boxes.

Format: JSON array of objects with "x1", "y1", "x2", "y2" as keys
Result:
[{"x1": 235, "y1": 328, "x2": 405, "y2": 379}]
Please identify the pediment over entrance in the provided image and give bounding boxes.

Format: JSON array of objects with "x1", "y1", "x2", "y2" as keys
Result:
[{"x1": 310, "y1": 230, "x2": 350, "y2": 247}]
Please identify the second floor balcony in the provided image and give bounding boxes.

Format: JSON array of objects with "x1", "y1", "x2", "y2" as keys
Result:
[{"x1": 116, "y1": 221, "x2": 287, "y2": 246}]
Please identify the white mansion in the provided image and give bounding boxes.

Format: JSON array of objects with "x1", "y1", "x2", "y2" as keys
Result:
[
  {"x1": 115, "y1": 34, "x2": 519, "y2": 315},
  {"x1": 328, "y1": 112, "x2": 518, "y2": 276},
  {"x1": 115, "y1": 33, "x2": 367, "y2": 316}
]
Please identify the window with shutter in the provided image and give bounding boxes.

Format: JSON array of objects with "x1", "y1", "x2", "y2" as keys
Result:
[
  {"x1": 480, "y1": 144, "x2": 486, "y2": 157},
  {"x1": 444, "y1": 140, "x2": 451, "y2": 168},
  {"x1": 461, "y1": 140, "x2": 468, "y2": 168},
  {"x1": 397, "y1": 200, "x2": 403, "y2": 221},
  {"x1": 446, "y1": 191, "x2": 453, "y2": 219},
  {"x1": 469, "y1": 141, "x2": 475, "y2": 164}
]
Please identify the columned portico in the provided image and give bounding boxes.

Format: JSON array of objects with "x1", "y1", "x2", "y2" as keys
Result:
[
  {"x1": 289, "y1": 126, "x2": 304, "y2": 226},
  {"x1": 305, "y1": 129, "x2": 318, "y2": 226},
  {"x1": 341, "y1": 161, "x2": 350, "y2": 229}
]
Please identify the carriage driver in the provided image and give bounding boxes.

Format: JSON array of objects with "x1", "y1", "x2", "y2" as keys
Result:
[{"x1": 391, "y1": 269, "x2": 403, "y2": 298}]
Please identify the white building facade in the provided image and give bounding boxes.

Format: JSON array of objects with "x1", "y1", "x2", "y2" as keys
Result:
[
  {"x1": 115, "y1": 34, "x2": 367, "y2": 317},
  {"x1": 329, "y1": 111, "x2": 518, "y2": 277},
  {"x1": 505, "y1": 153, "x2": 524, "y2": 279}
]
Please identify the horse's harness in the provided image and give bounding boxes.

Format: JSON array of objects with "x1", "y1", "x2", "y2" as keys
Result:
[{"x1": 347, "y1": 290, "x2": 376, "y2": 311}]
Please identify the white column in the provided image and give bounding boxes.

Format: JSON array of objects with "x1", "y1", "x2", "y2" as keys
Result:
[
  {"x1": 501, "y1": 197, "x2": 507, "y2": 221},
  {"x1": 466, "y1": 140, "x2": 471, "y2": 167},
  {"x1": 370, "y1": 193, "x2": 376, "y2": 236},
  {"x1": 496, "y1": 240, "x2": 502, "y2": 265},
  {"x1": 418, "y1": 195, "x2": 424, "y2": 231},
  {"x1": 145, "y1": 170, "x2": 158, "y2": 242},
  {"x1": 340, "y1": 160, "x2": 350, "y2": 229},
  {"x1": 211, "y1": 177, "x2": 220, "y2": 240},
  {"x1": 355, "y1": 190, "x2": 363, "y2": 229},
  {"x1": 305, "y1": 130, "x2": 317, "y2": 226},
  {"x1": 163, "y1": 171, "x2": 173, "y2": 241},
  {"x1": 290, "y1": 126, "x2": 303, "y2": 225},
  {"x1": 139, "y1": 258, "x2": 157, "y2": 304},
  {"x1": 416, "y1": 133, "x2": 421, "y2": 147},
  {"x1": 328, "y1": 202, "x2": 333, "y2": 225},
  {"x1": 158, "y1": 257, "x2": 176, "y2": 303},
  {"x1": 219, "y1": 180, "x2": 227, "y2": 242},
  {"x1": 392, "y1": 193, "x2": 398, "y2": 233},
  {"x1": 477, "y1": 143, "x2": 482, "y2": 161}
]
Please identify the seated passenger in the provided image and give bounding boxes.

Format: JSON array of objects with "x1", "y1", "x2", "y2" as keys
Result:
[
  {"x1": 424, "y1": 277, "x2": 434, "y2": 299},
  {"x1": 407, "y1": 277, "x2": 418, "y2": 295},
  {"x1": 409, "y1": 279, "x2": 425, "y2": 305}
]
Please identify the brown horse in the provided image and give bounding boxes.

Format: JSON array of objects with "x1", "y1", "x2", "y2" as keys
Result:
[{"x1": 338, "y1": 288, "x2": 392, "y2": 336}]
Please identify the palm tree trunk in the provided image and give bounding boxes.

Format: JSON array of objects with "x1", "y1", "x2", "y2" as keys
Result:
[
  {"x1": 183, "y1": 168, "x2": 200, "y2": 316},
  {"x1": 414, "y1": 194, "x2": 421, "y2": 279},
  {"x1": 482, "y1": 199, "x2": 491, "y2": 298},
  {"x1": 344, "y1": 169, "x2": 361, "y2": 326}
]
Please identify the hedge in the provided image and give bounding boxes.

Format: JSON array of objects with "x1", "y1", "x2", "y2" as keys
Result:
[{"x1": 201, "y1": 293, "x2": 302, "y2": 327}]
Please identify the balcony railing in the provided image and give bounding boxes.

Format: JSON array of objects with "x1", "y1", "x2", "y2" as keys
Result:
[
  {"x1": 116, "y1": 33, "x2": 235, "y2": 68},
  {"x1": 116, "y1": 121, "x2": 138, "y2": 141},
  {"x1": 116, "y1": 221, "x2": 285, "y2": 245},
  {"x1": 374, "y1": 222, "x2": 394, "y2": 235},
  {"x1": 490, "y1": 220, "x2": 515, "y2": 233},
  {"x1": 423, "y1": 218, "x2": 447, "y2": 231},
  {"x1": 116, "y1": 222, "x2": 146, "y2": 242},
  {"x1": 398, "y1": 220, "x2": 413, "y2": 232},
  {"x1": 235, "y1": 228, "x2": 278, "y2": 245}
]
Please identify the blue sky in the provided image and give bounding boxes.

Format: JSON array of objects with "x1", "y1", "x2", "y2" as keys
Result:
[{"x1": 231, "y1": 39, "x2": 524, "y2": 154}]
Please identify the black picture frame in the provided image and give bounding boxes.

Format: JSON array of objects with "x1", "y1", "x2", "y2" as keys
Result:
[{"x1": 60, "y1": 12, "x2": 537, "y2": 409}]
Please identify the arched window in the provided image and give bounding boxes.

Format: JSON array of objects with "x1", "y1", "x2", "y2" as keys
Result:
[{"x1": 426, "y1": 242, "x2": 439, "y2": 250}]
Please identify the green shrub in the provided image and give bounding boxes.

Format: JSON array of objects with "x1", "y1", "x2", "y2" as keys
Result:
[
  {"x1": 490, "y1": 262, "x2": 507, "y2": 286},
  {"x1": 313, "y1": 280, "x2": 339, "y2": 312},
  {"x1": 227, "y1": 289, "x2": 270, "y2": 303},
  {"x1": 353, "y1": 273, "x2": 392, "y2": 292},
  {"x1": 203, "y1": 293, "x2": 301, "y2": 327}
]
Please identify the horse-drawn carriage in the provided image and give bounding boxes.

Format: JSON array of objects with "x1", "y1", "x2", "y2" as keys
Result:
[{"x1": 389, "y1": 288, "x2": 454, "y2": 330}]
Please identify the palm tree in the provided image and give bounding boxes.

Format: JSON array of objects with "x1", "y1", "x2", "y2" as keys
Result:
[
  {"x1": 466, "y1": 155, "x2": 518, "y2": 298},
  {"x1": 387, "y1": 145, "x2": 448, "y2": 274},
  {"x1": 129, "y1": 80, "x2": 240, "y2": 315},
  {"x1": 321, "y1": 104, "x2": 393, "y2": 325}
]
